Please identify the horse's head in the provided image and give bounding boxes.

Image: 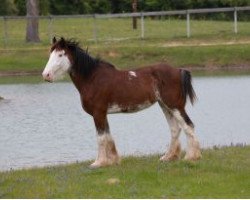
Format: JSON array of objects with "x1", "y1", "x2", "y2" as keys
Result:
[{"x1": 42, "y1": 37, "x2": 72, "y2": 82}]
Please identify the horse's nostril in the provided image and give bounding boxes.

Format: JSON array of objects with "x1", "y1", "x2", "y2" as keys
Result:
[{"x1": 42, "y1": 72, "x2": 52, "y2": 82}]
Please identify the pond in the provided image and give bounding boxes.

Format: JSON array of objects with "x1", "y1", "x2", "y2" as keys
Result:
[{"x1": 0, "y1": 76, "x2": 250, "y2": 171}]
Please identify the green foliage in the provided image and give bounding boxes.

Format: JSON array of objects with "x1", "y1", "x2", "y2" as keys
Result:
[
  {"x1": 0, "y1": 0, "x2": 18, "y2": 15},
  {"x1": 14, "y1": 0, "x2": 26, "y2": 15},
  {"x1": 48, "y1": 0, "x2": 111, "y2": 15},
  {"x1": 1, "y1": 0, "x2": 250, "y2": 18},
  {"x1": 110, "y1": 0, "x2": 131, "y2": 13},
  {"x1": 89, "y1": 0, "x2": 111, "y2": 14},
  {"x1": 11, "y1": 0, "x2": 50, "y2": 15},
  {"x1": 39, "y1": 0, "x2": 50, "y2": 15}
]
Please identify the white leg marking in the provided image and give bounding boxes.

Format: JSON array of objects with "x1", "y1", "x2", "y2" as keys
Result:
[
  {"x1": 90, "y1": 133, "x2": 120, "y2": 168},
  {"x1": 172, "y1": 109, "x2": 201, "y2": 161},
  {"x1": 160, "y1": 105, "x2": 181, "y2": 161}
]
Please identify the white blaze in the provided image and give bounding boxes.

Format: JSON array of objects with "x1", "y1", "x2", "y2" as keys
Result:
[{"x1": 42, "y1": 50, "x2": 71, "y2": 82}]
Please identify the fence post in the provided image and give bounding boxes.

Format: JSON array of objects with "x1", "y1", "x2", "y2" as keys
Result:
[
  {"x1": 186, "y1": 10, "x2": 190, "y2": 38},
  {"x1": 48, "y1": 15, "x2": 53, "y2": 43},
  {"x1": 234, "y1": 7, "x2": 238, "y2": 34},
  {"x1": 140, "y1": 12, "x2": 144, "y2": 39},
  {"x1": 3, "y1": 17, "x2": 8, "y2": 47},
  {"x1": 93, "y1": 14, "x2": 97, "y2": 43}
]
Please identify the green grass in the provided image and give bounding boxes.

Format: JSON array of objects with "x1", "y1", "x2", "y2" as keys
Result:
[
  {"x1": 1, "y1": 18, "x2": 250, "y2": 78},
  {"x1": 1, "y1": 43, "x2": 250, "y2": 72},
  {"x1": 0, "y1": 48, "x2": 48, "y2": 71},
  {"x1": 0, "y1": 146, "x2": 250, "y2": 198},
  {"x1": 0, "y1": 75, "x2": 44, "y2": 84},
  {"x1": 1, "y1": 18, "x2": 250, "y2": 47}
]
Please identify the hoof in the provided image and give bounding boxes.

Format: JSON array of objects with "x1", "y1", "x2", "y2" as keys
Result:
[
  {"x1": 160, "y1": 154, "x2": 180, "y2": 162},
  {"x1": 89, "y1": 161, "x2": 103, "y2": 169},
  {"x1": 89, "y1": 157, "x2": 120, "y2": 168},
  {"x1": 160, "y1": 143, "x2": 181, "y2": 162},
  {"x1": 184, "y1": 152, "x2": 202, "y2": 161}
]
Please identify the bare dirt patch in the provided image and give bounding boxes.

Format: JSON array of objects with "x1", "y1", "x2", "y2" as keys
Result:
[{"x1": 162, "y1": 40, "x2": 250, "y2": 48}]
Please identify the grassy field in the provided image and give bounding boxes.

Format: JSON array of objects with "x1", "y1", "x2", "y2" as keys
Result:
[
  {"x1": 1, "y1": 43, "x2": 250, "y2": 73},
  {"x1": 0, "y1": 145, "x2": 249, "y2": 198},
  {"x1": 0, "y1": 18, "x2": 250, "y2": 75},
  {"x1": 1, "y1": 18, "x2": 250, "y2": 48}
]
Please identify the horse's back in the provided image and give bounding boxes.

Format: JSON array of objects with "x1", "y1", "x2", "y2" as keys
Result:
[
  {"x1": 143, "y1": 63, "x2": 185, "y2": 109},
  {"x1": 109, "y1": 68, "x2": 157, "y2": 104}
]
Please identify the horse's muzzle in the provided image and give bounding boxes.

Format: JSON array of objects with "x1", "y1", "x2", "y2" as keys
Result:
[{"x1": 42, "y1": 72, "x2": 53, "y2": 82}]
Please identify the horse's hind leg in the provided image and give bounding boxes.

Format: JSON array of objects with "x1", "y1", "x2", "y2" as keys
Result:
[
  {"x1": 90, "y1": 113, "x2": 120, "y2": 168},
  {"x1": 172, "y1": 109, "x2": 201, "y2": 161},
  {"x1": 159, "y1": 103, "x2": 181, "y2": 161}
]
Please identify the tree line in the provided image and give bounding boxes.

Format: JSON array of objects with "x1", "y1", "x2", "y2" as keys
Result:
[{"x1": 1, "y1": 0, "x2": 250, "y2": 16}]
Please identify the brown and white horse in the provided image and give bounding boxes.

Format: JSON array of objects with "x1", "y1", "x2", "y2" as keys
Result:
[{"x1": 42, "y1": 37, "x2": 201, "y2": 168}]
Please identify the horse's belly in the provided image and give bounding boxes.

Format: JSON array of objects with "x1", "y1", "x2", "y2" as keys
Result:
[
  {"x1": 107, "y1": 101, "x2": 155, "y2": 114},
  {"x1": 108, "y1": 73, "x2": 157, "y2": 114}
]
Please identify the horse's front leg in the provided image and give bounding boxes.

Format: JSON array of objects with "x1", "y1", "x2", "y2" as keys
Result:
[{"x1": 90, "y1": 112, "x2": 120, "y2": 168}]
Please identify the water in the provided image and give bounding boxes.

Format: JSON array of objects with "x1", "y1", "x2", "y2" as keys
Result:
[{"x1": 0, "y1": 76, "x2": 250, "y2": 171}]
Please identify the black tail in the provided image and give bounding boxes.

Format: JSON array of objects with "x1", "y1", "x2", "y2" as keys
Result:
[{"x1": 181, "y1": 69, "x2": 197, "y2": 105}]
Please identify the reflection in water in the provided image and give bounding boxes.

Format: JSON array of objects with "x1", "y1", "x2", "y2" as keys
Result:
[{"x1": 0, "y1": 76, "x2": 250, "y2": 171}]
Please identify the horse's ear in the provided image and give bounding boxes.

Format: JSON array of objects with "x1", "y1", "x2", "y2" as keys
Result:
[
  {"x1": 52, "y1": 36, "x2": 57, "y2": 44},
  {"x1": 60, "y1": 37, "x2": 66, "y2": 47},
  {"x1": 61, "y1": 37, "x2": 66, "y2": 43}
]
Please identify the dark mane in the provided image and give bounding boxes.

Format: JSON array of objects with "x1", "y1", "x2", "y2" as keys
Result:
[{"x1": 54, "y1": 38, "x2": 115, "y2": 78}]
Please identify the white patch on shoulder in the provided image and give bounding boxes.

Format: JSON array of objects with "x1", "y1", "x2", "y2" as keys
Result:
[
  {"x1": 128, "y1": 71, "x2": 137, "y2": 81},
  {"x1": 129, "y1": 71, "x2": 137, "y2": 77}
]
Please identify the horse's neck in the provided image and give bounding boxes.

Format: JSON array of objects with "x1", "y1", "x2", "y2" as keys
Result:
[
  {"x1": 69, "y1": 63, "x2": 116, "y2": 93},
  {"x1": 69, "y1": 73, "x2": 85, "y2": 93},
  {"x1": 69, "y1": 69, "x2": 97, "y2": 94}
]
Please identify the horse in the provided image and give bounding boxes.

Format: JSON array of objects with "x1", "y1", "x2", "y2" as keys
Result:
[{"x1": 42, "y1": 37, "x2": 201, "y2": 168}]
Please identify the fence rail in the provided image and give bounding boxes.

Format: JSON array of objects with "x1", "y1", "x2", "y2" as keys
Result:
[
  {"x1": 1, "y1": 6, "x2": 250, "y2": 19},
  {"x1": 0, "y1": 6, "x2": 250, "y2": 47}
]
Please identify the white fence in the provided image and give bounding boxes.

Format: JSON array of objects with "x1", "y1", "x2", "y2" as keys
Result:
[
  {"x1": 0, "y1": 6, "x2": 250, "y2": 47},
  {"x1": 94, "y1": 6, "x2": 250, "y2": 38}
]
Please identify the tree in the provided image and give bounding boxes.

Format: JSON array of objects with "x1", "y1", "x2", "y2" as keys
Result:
[
  {"x1": 26, "y1": 0, "x2": 40, "y2": 42},
  {"x1": 132, "y1": 0, "x2": 137, "y2": 29}
]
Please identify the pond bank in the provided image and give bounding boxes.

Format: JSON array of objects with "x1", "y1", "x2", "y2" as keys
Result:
[
  {"x1": 1, "y1": 65, "x2": 250, "y2": 77},
  {"x1": 0, "y1": 70, "x2": 41, "y2": 77},
  {"x1": 1, "y1": 43, "x2": 250, "y2": 73}
]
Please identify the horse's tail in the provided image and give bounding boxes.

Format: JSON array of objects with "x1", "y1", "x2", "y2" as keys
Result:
[{"x1": 180, "y1": 69, "x2": 197, "y2": 105}]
